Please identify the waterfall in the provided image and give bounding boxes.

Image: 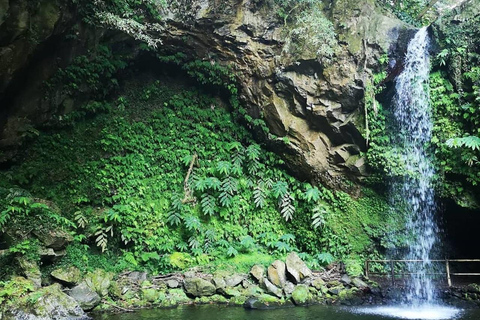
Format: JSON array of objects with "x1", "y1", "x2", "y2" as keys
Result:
[{"x1": 391, "y1": 26, "x2": 438, "y2": 303}]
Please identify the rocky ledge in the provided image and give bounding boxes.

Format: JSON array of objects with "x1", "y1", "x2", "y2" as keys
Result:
[{"x1": 1, "y1": 252, "x2": 378, "y2": 320}]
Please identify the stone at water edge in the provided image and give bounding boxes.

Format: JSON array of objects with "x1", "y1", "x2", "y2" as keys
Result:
[
  {"x1": 184, "y1": 277, "x2": 216, "y2": 297},
  {"x1": 51, "y1": 266, "x2": 82, "y2": 285},
  {"x1": 250, "y1": 265, "x2": 265, "y2": 282},
  {"x1": 4, "y1": 283, "x2": 88, "y2": 320},
  {"x1": 285, "y1": 252, "x2": 312, "y2": 284},
  {"x1": 68, "y1": 281, "x2": 101, "y2": 311},
  {"x1": 291, "y1": 284, "x2": 310, "y2": 305},
  {"x1": 311, "y1": 277, "x2": 326, "y2": 290},
  {"x1": 352, "y1": 278, "x2": 369, "y2": 290},
  {"x1": 268, "y1": 260, "x2": 287, "y2": 288},
  {"x1": 263, "y1": 278, "x2": 283, "y2": 298}
]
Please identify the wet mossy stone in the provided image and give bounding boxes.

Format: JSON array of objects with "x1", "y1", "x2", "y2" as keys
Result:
[
  {"x1": 51, "y1": 266, "x2": 82, "y2": 285},
  {"x1": 141, "y1": 288, "x2": 166, "y2": 303},
  {"x1": 167, "y1": 288, "x2": 191, "y2": 304},
  {"x1": 68, "y1": 281, "x2": 101, "y2": 311},
  {"x1": 291, "y1": 284, "x2": 309, "y2": 305},
  {"x1": 229, "y1": 295, "x2": 247, "y2": 306},
  {"x1": 84, "y1": 269, "x2": 113, "y2": 297},
  {"x1": 311, "y1": 278, "x2": 325, "y2": 290},
  {"x1": 184, "y1": 277, "x2": 216, "y2": 297},
  {"x1": 4, "y1": 283, "x2": 88, "y2": 320}
]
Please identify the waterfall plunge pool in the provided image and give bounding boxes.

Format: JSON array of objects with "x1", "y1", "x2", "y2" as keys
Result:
[{"x1": 93, "y1": 304, "x2": 477, "y2": 320}]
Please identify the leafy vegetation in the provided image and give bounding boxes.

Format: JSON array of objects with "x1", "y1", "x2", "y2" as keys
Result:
[{"x1": 0, "y1": 58, "x2": 393, "y2": 279}]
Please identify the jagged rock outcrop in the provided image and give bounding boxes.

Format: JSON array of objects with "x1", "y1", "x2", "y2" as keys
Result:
[{"x1": 0, "y1": 0, "x2": 410, "y2": 188}]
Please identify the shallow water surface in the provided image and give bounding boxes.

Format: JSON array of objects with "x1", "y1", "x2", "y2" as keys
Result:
[{"x1": 94, "y1": 304, "x2": 480, "y2": 320}]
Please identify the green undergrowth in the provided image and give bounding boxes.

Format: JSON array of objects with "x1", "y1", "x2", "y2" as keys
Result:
[{"x1": 1, "y1": 75, "x2": 392, "y2": 278}]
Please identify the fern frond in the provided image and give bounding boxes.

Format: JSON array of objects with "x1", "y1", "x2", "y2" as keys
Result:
[
  {"x1": 200, "y1": 193, "x2": 216, "y2": 216},
  {"x1": 272, "y1": 181, "x2": 288, "y2": 198},
  {"x1": 279, "y1": 193, "x2": 295, "y2": 221},
  {"x1": 253, "y1": 186, "x2": 266, "y2": 208}
]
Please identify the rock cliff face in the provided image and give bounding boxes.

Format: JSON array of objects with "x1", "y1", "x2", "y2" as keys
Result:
[{"x1": 0, "y1": 0, "x2": 409, "y2": 188}]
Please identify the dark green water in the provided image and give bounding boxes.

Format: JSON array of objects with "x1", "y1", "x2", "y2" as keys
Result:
[{"x1": 93, "y1": 305, "x2": 480, "y2": 320}]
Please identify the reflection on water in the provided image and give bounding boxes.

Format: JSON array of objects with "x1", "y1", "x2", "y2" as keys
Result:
[{"x1": 93, "y1": 304, "x2": 479, "y2": 320}]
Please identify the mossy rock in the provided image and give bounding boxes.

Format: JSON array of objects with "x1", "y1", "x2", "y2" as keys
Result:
[
  {"x1": 210, "y1": 294, "x2": 228, "y2": 304},
  {"x1": 229, "y1": 295, "x2": 247, "y2": 306},
  {"x1": 184, "y1": 277, "x2": 216, "y2": 297},
  {"x1": 84, "y1": 269, "x2": 114, "y2": 297},
  {"x1": 291, "y1": 284, "x2": 310, "y2": 305},
  {"x1": 51, "y1": 266, "x2": 82, "y2": 285},
  {"x1": 141, "y1": 288, "x2": 166, "y2": 303},
  {"x1": 167, "y1": 288, "x2": 191, "y2": 304},
  {"x1": 5, "y1": 283, "x2": 86, "y2": 319}
]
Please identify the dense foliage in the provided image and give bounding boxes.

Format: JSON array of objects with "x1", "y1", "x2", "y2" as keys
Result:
[{"x1": 0, "y1": 46, "x2": 393, "y2": 279}]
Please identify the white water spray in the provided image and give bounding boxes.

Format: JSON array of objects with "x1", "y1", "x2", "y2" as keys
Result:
[
  {"x1": 353, "y1": 26, "x2": 462, "y2": 320},
  {"x1": 392, "y1": 26, "x2": 438, "y2": 304}
]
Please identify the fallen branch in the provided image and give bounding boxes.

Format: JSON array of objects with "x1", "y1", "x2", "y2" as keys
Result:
[{"x1": 182, "y1": 153, "x2": 198, "y2": 203}]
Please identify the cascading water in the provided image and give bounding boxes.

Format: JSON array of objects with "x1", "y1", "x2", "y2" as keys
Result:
[
  {"x1": 354, "y1": 27, "x2": 463, "y2": 319},
  {"x1": 391, "y1": 26, "x2": 438, "y2": 304}
]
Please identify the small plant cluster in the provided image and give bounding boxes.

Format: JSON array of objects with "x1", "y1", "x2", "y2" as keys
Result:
[{"x1": 71, "y1": 0, "x2": 165, "y2": 48}]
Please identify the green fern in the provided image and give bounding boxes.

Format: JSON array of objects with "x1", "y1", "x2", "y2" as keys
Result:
[
  {"x1": 279, "y1": 193, "x2": 295, "y2": 221},
  {"x1": 226, "y1": 246, "x2": 239, "y2": 257},
  {"x1": 311, "y1": 204, "x2": 328, "y2": 229},
  {"x1": 272, "y1": 181, "x2": 288, "y2": 198},
  {"x1": 303, "y1": 184, "x2": 321, "y2": 203},
  {"x1": 200, "y1": 193, "x2": 216, "y2": 216},
  {"x1": 253, "y1": 186, "x2": 266, "y2": 208},
  {"x1": 446, "y1": 135, "x2": 480, "y2": 150},
  {"x1": 216, "y1": 161, "x2": 232, "y2": 176},
  {"x1": 184, "y1": 215, "x2": 201, "y2": 231},
  {"x1": 205, "y1": 177, "x2": 221, "y2": 190}
]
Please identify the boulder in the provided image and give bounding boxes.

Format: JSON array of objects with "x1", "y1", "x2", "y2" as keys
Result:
[
  {"x1": 17, "y1": 257, "x2": 41, "y2": 288},
  {"x1": 341, "y1": 274, "x2": 352, "y2": 285},
  {"x1": 225, "y1": 274, "x2": 246, "y2": 287},
  {"x1": 212, "y1": 276, "x2": 226, "y2": 290},
  {"x1": 166, "y1": 279, "x2": 180, "y2": 288},
  {"x1": 283, "y1": 281, "x2": 295, "y2": 296},
  {"x1": 33, "y1": 228, "x2": 73, "y2": 250},
  {"x1": 328, "y1": 285, "x2": 345, "y2": 296},
  {"x1": 352, "y1": 277, "x2": 369, "y2": 290},
  {"x1": 51, "y1": 267, "x2": 82, "y2": 285},
  {"x1": 250, "y1": 265, "x2": 265, "y2": 282},
  {"x1": 285, "y1": 252, "x2": 312, "y2": 283},
  {"x1": 263, "y1": 279, "x2": 283, "y2": 298},
  {"x1": 220, "y1": 287, "x2": 241, "y2": 298},
  {"x1": 4, "y1": 283, "x2": 88, "y2": 320},
  {"x1": 84, "y1": 269, "x2": 113, "y2": 297},
  {"x1": 291, "y1": 284, "x2": 310, "y2": 305},
  {"x1": 68, "y1": 282, "x2": 101, "y2": 311},
  {"x1": 183, "y1": 277, "x2": 216, "y2": 297},
  {"x1": 267, "y1": 260, "x2": 287, "y2": 288}
]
